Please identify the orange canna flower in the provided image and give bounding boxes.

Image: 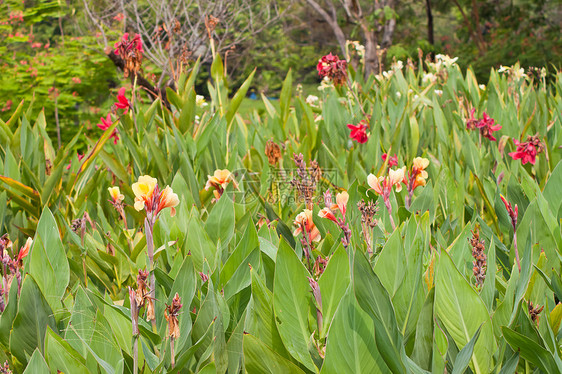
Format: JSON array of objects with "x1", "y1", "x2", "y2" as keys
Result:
[
  {"x1": 411, "y1": 157, "x2": 429, "y2": 189},
  {"x1": 331, "y1": 191, "x2": 349, "y2": 216},
  {"x1": 293, "y1": 209, "x2": 321, "y2": 242},
  {"x1": 17, "y1": 237, "x2": 32, "y2": 262},
  {"x1": 318, "y1": 207, "x2": 337, "y2": 223},
  {"x1": 157, "y1": 186, "x2": 180, "y2": 217},
  {"x1": 205, "y1": 169, "x2": 237, "y2": 200}
]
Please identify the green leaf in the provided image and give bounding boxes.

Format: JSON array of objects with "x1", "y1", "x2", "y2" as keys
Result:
[
  {"x1": 279, "y1": 69, "x2": 293, "y2": 127},
  {"x1": 168, "y1": 255, "x2": 197, "y2": 353},
  {"x1": 434, "y1": 250, "x2": 495, "y2": 374},
  {"x1": 320, "y1": 290, "x2": 389, "y2": 373},
  {"x1": 9, "y1": 276, "x2": 57, "y2": 364},
  {"x1": 451, "y1": 325, "x2": 482, "y2": 374},
  {"x1": 188, "y1": 215, "x2": 217, "y2": 272},
  {"x1": 353, "y1": 252, "x2": 405, "y2": 374},
  {"x1": 245, "y1": 269, "x2": 289, "y2": 358},
  {"x1": 225, "y1": 69, "x2": 255, "y2": 126},
  {"x1": 273, "y1": 239, "x2": 317, "y2": 372},
  {"x1": 23, "y1": 349, "x2": 49, "y2": 374},
  {"x1": 28, "y1": 208, "x2": 70, "y2": 312},
  {"x1": 243, "y1": 334, "x2": 306, "y2": 374},
  {"x1": 502, "y1": 326, "x2": 561, "y2": 373},
  {"x1": 410, "y1": 288, "x2": 435, "y2": 370},
  {"x1": 45, "y1": 328, "x2": 90, "y2": 374},
  {"x1": 205, "y1": 194, "x2": 235, "y2": 246},
  {"x1": 318, "y1": 244, "x2": 350, "y2": 337}
]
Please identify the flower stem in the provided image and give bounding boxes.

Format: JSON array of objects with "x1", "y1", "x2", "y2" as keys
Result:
[
  {"x1": 513, "y1": 231, "x2": 521, "y2": 272},
  {"x1": 129, "y1": 288, "x2": 139, "y2": 374},
  {"x1": 144, "y1": 217, "x2": 157, "y2": 331},
  {"x1": 384, "y1": 197, "x2": 396, "y2": 230},
  {"x1": 170, "y1": 338, "x2": 175, "y2": 368}
]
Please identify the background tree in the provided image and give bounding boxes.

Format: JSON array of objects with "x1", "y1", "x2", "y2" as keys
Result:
[{"x1": 305, "y1": 0, "x2": 398, "y2": 77}]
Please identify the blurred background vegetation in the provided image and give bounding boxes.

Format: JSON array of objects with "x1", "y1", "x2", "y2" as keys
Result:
[{"x1": 1, "y1": 0, "x2": 561, "y2": 147}]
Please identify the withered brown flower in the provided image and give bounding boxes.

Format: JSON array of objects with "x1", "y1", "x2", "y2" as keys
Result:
[
  {"x1": 165, "y1": 293, "x2": 182, "y2": 339},
  {"x1": 265, "y1": 139, "x2": 281, "y2": 165}
]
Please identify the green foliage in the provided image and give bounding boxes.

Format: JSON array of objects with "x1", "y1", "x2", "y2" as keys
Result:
[{"x1": 0, "y1": 50, "x2": 562, "y2": 373}]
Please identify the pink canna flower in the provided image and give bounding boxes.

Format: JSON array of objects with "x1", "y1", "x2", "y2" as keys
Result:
[
  {"x1": 382, "y1": 153, "x2": 398, "y2": 167},
  {"x1": 347, "y1": 120, "x2": 369, "y2": 144},
  {"x1": 466, "y1": 109, "x2": 502, "y2": 141},
  {"x1": 508, "y1": 134, "x2": 544, "y2": 165},
  {"x1": 293, "y1": 209, "x2": 321, "y2": 243}
]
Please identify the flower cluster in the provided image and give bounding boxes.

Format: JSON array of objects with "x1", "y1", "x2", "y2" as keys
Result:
[
  {"x1": 347, "y1": 120, "x2": 369, "y2": 144},
  {"x1": 469, "y1": 227, "x2": 487, "y2": 287},
  {"x1": 508, "y1": 134, "x2": 544, "y2": 165},
  {"x1": 317, "y1": 53, "x2": 348, "y2": 86},
  {"x1": 466, "y1": 109, "x2": 502, "y2": 141},
  {"x1": 1, "y1": 235, "x2": 31, "y2": 308},
  {"x1": 132, "y1": 175, "x2": 179, "y2": 218},
  {"x1": 114, "y1": 33, "x2": 144, "y2": 77},
  {"x1": 205, "y1": 169, "x2": 238, "y2": 200}
]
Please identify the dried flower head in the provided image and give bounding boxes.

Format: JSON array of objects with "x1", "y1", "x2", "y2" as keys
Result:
[
  {"x1": 114, "y1": 33, "x2": 144, "y2": 77},
  {"x1": 528, "y1": 301, "x2": 544, "y2": 325},
  {"x1": 165, "y1": 293, "x2": 183, "y2": 339},
  {"x1": 469, "y1": 227, "x2": 487, "y2": 287},
  {"x1": 290, "y1": 153, "x2": 321, "y2": 210},
  {"x1": 265, "y1": 139, "x2": 281, "y2": 165}
]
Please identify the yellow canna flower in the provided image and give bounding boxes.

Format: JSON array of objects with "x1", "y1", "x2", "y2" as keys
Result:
[
  {"x1": 132, "y1": 175, "x2": 158, "y2": 211},
  {"x1": 108, "y1": 186, "x2": 125, "y2": 203}
]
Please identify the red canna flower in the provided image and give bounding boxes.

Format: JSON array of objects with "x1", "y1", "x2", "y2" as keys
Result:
[
  {"x1": 382, "y1": 153, "x2": 398, "y2": 167},
  {"x1": 508, "y1": 134, "x2": 544, "y2": 165},
  {"x1": 500, "y1": 195, "x2": 518, "y2": 231},
  {"x1": 115, "y1": 88, "x2": 130, "y2": 113},
  {"x1": 347, "y1": 120, "x2": 369, "y2": 144},
  {"x1": 317, "y1": 53, "x2": 348, "y2": 86},
  {"x1": 97, "y1": 114, "x2": 119, "y2": 144}
]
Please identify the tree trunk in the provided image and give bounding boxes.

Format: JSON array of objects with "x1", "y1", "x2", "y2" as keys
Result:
[
  {"x1": 305, "y1": 0, "x2": 347, "y2": 57},
  {"x1": 426, "y1": 0, "x2": 434, "y2": 45},
  {"x1": 362, "y1": 26, "x2": 379, "y2": 78}
]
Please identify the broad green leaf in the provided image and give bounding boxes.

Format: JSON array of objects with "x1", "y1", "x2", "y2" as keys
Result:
[
  {"x1": 9, "y1": 276, "x2": 56, "y2": 364},
  {"x1": 318, "y1": 245, "x2": 350, "y2": 337},
  {"x1": 243, "y1": 334, "x2": 306, "y2": 374},
  {"x1": 320, "y1": 290, "x2": 389, "y2": 373},
  {"x1": 205, "y1": 194, "x2": 235, "y2": 246},
  {"x1": 28, "y1": 208, "x2": 70, "y2": 312},
  {"x1": 273, "y1": 239, "x2": 317, "y2": 372},
  {"x1": 435, "y1": 250, "x2": 495, "y2": 374},
  {"x1": 502, "y1": 326, "x2": 561, "y2": 373},
  {"x1": 23, "y1": 349, "x2": 49, "y2": 374},
  {"x1": 45, "y1": 328, "x2": 90, "y2": 374},
  {"x1": 353, "y1": 252, "x2": 405, "y2": 374},
  {"x1": 451, "y1": 325, "x2": 482, "y2": 374}
]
